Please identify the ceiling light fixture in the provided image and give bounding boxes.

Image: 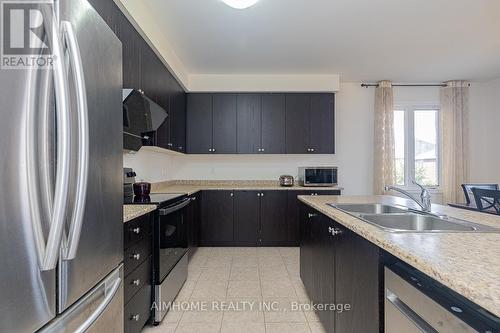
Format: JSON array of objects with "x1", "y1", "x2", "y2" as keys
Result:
[{"x1": 221, "y1": 0, "x2": 259, "y2": 9}]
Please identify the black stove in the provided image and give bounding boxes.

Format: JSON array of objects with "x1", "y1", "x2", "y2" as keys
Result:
[{"x1": 124, "y1": 193, "x2": 187, "y2": 207}]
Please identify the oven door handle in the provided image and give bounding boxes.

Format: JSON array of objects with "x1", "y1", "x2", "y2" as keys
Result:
[{"x1": 158, "y1": 197, "x2": 192, "y2": 216}]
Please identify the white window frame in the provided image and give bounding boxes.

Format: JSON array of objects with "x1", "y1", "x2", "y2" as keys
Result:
[{"x1": 394, "y1": 103, "x2": 441, "y2": 192}]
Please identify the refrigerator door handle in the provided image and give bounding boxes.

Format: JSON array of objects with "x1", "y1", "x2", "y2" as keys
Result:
[
  {"x1": 60, "y1": 20, "x2": 89, "y2": 261},
  {"x1": 73, "y1": 276, "x2": 121, "y2": 333},
  {"x1": 27, "y1": 11, "x2": 71, "y2": 271}
]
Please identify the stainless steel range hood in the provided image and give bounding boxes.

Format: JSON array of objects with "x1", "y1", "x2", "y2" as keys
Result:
[{"x1": 123, "y1": 89, "x2": 168, "y2": 151}]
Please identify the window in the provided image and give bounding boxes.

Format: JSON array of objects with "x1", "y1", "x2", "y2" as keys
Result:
[{"x1": 393, "y1": 105, "x2": 440, "y2": 188}]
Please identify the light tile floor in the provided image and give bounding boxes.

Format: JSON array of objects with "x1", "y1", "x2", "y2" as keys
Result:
[{"x1": 142, "y1": 247, "x2": 327, "y2": 333}]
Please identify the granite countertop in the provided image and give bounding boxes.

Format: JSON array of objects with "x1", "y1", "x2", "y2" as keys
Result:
[
  {"x1": 298, "y1": 194, "x2": 500, "y2": 318},
  {"x1": 151, "y1": 180, "x2": 344, "y2": 195},
  {"x1": 123, "y1": 204, "x2": 156, "y2": 223}
]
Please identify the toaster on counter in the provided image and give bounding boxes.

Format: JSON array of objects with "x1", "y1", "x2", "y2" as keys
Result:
[{"x1": 279, "y1": 175, "x2": 294, "y2": 187}]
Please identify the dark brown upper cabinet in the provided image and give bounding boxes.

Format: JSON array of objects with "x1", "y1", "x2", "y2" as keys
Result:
[
  {"x1": 310, "y1": 93, "x2": 335, "y2": 154},
  {"x1": 285, "y1": 93, "x2": 335, "y2": 154},
  {"x1": 186, "y1": 94, "x2": 213, "y2": 154},
  {"x1": 187, "y1": 92, "x2": 333, "y2": 155},
  {"x1": 237, "y1": 94, "x2": 261, "y2": 154},
  {"x1": 89, "y1": 0, "x2": 187, "y2": 154},
  {"x1": 261, "y1": 94, "x2": 286, "y2": 154},
  {"x1": 212, "y1": 94, "x2": 237, "y2": 153},
  {"x1": 187, "y1": 94, "x2": 237, "y2": 154},
  {"x1": 236, "y1": 94, "x2": 286, "y2": 154},
  {"x1": 170, "y1": 89, "x2": 186, "y2": 153},
  {"x1": 285, "y1": 94, "x2": 310, "y2": 153}
]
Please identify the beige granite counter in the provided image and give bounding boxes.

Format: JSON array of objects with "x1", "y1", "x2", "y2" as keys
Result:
[
  {"x1": 298, "y1": 194, "x2": 500, "y2": 317},
  {"x1": 123, "y1": 204, "x2": 156, "y2": 223},
  {"x1": 151, "y1": 180, "x2": 343, "y2": 195}
]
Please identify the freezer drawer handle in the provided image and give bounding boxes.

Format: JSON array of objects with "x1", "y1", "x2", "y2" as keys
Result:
[
  {"x1": 60, "y1": 20, "x2": 90, "y2": 261},
  {"x1": 73, "y1": 276, "x2": 122, "y2": 333}
]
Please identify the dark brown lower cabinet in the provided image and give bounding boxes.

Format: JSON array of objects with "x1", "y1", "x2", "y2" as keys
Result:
[
  {"x1": 288, "y1": 190, "x2": 341, "y2": 246},
  {"x1": 200, "y1": 190, "x2": 234, "y2": 245},
  {"x1": 200, "y1": 190, "x2": 340, "y2": 246},
  {"x1": 123, "y1": 212, "x2": 153, "y2": 333},
  {"x1": 187, "y1": 192, "x2": 201, "y2": 258},
  {"x1": 260, "y1": 190, "x2": 288, "y2": 245},
  {"x1": 299, "y1": 203, "x2": 381, "y2": 333},
  {"x1": 234, "y1": 191, "x2": 260, "y2": 245}
]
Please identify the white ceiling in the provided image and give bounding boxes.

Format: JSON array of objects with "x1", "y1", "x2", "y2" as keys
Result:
[{"x1": 142, "y1": 0, "x2": 500, "y2": 82}]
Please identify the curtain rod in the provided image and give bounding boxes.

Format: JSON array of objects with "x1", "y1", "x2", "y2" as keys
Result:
[{"x1": 361, "y1": 83, "x2": 447, "y2": 88}]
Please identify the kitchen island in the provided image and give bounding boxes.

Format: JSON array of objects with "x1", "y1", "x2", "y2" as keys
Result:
[{"x1": 298, "y1": 194, "x2": 500, "y2": 319}]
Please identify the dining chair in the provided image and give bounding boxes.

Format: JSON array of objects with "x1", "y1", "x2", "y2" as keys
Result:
[
  {"x1": 471, "y1": 188, "x2": 500, "y2": 215},
  {"x1": 461, "y1": 183, "x2": 499, "y2": 205}
]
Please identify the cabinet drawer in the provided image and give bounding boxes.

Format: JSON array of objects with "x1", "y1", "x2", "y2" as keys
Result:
[
  {"x1": 124, "y1": 213, "x2": 151, "y2": 249},
  {"x1": 125, "y1": 256, "x2": 151, "y2": 305},
  {"x1": 124, "y1": 236, "x2": 150, "y2": 276},
  {"x1": 124, "y1": 285, "x2": 151, "y2": 333}
]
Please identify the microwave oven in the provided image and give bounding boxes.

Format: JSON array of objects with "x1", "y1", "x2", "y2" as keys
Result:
[{"x1": 298, "y1": 167, "x2": 338, "y2": 187}]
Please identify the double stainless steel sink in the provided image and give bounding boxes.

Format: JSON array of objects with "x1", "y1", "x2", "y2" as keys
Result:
[{"x1": 329, "y1": 203, "x2": 500, "y2": 233}]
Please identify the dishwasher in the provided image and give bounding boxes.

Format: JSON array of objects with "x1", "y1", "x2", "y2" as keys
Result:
[{"x1": 385, "y1": 262, "x2": 499, "y2": 333}]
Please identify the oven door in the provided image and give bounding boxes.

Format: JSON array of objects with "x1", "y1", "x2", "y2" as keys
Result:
[{"x1": 154, "y1": 197, "x2": 191, "y2": 284}]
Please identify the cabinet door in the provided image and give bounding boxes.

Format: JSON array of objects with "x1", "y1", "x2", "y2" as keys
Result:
[
  {"x1": 285, "y1": 94, "x2": 310, "y2": 153},
  {"x1": 116, "y1": 11, "x2": 141, "y2": 89},
  {"x1": 299, "y1": 203, "x2": 314, "y2": 296},
  {"x1": 261, "y1": 94, "x2": 285, "y2": 154},
  {"x1": 200, "y1": 191, "x2": 234, "y2": 244},
  {"x1": 170, "y1": 88, "x2": 186, "y2": 152},
  {"x1": 334, "y1": 224, "x2": 380, "y2": 333},
  {"x1": 155, "y1": 67, "x2": 172, "y2": 149},
  {"x1": 212, "y1": 94, "x2": 237, "y2": 153},
  {"x1": 187, "y1": 192, "x2": 201, "y2": 258},
  {"x1": 287, "y1": 191, "x2": 315, "y2": 245},
  {"x1": 236, "y1": 94, "x2": 261, "y2": 154},
  {"x1": 233, "y1": 191, "x2": 260, "y2": 245},
  {"x1": 310, "y1": 93, "x2": 335, "y2": 154},
  {"x1": 186, "y1": 94, "x2": 213, "y2": 154},
  {"x1": 316, "y1": 216, "x2": 335, "y2": 333},
  {"x1": 260, "y1": 191, "x2": 288, "y2": 245}
]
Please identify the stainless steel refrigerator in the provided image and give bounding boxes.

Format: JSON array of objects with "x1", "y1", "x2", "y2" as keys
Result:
[{"x1": 0, "y1": 0, "x2": 123, "y2": 332}]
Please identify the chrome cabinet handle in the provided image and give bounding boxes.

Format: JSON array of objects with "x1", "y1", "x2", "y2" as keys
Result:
[
  {"x1": 131, "y1": 227, "x2": 140, "y2": 234},
  {"x1": 27, "y1": 13, "x2": 71, "y2": 271},
  {"x1": 230, "y1": 192, "x2": 234, "y2": 197},
  {"x1": 131, "y1": 253, "x2": 141, "y2": 260},
  {"x1": 308, "y1": 213, "x2": 317, "y2": 218},
  {"x1": 167, "y1": 143, "x2": 173, "y2": 147},
  {"x1": 328, "y1": 226, "x2": 334, "y2": 234},
  {"x1": 61, "y1": 20, "x2": 90, "y2": 261},
  {"x1": 132, "y1": 279, "x2": 140, "y2": 286},
  {"x1": 332, "y1": 228, "x2": 342, "y2": 236},
  {"x1": 130, "y1": 314, "x2": 140, "y2": 321}
]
